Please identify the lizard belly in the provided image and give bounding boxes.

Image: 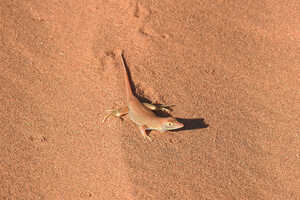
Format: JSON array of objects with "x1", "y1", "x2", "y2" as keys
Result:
[
  {"x1": 128, "y1": 108, "x2": 154, "y2": 125},
  {"x1": 128, "y1": 104, "x2": 159, "y2": 128}
]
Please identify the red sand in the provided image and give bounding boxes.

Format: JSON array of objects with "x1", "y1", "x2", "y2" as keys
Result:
[{"x1": 1, "y1": 0, "x2": 300, "y2": 199}]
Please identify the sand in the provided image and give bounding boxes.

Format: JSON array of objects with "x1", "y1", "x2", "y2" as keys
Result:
[{"x1": 1, "y1": 0, "x2": 300, "y2": 199}]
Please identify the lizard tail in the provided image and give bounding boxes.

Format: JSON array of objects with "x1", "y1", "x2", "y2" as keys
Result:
[{"x1": 120, "y1": 52, "x2": 134, "y2": 102}]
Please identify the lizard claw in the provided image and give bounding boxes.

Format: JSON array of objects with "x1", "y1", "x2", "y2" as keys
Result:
[
  {"x1": 144, "y1": 134, "x2": 152, "y2": 142},
  {"x1": 139, "y1": 125, "x2": 152, "y2": 142},
  {"x1": 102, "y1": 111, "x2": 114, "y2": 123},
  {"x1": 102, "y1": 108, "x2": 126, "y2": 123},
  {"x1": 160, "y1": 107, "x2": 171, "y2": 113}
]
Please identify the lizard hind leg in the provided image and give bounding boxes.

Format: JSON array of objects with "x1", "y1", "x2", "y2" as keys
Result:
[
  {"x1": 102, "y1": 106, "x2": 129, "y2": 123},
  {"x1": 142, "y1": 103, "x2": 174, "y2": 113}
]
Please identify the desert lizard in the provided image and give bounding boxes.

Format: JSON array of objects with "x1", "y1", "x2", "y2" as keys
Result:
[{"x1": 103, "y1": 51, "x2": 184, "y2": 141}]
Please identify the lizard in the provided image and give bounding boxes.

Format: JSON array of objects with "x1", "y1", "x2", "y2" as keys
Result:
[{"x1": 103, "y1": 51, "x2": 184, "y2": 141}]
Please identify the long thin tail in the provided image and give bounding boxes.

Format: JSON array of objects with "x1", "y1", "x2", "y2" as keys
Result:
[{"x1": 120, "y1": 52, "x2": 134, "y2": 102}]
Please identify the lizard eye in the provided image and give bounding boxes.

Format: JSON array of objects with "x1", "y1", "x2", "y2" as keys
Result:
[{"x1": 167, "y1": 122, "x2": 173, "y2": 126}]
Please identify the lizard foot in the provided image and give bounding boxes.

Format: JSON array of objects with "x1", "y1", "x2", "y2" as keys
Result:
[
  {"x1": 156, "y1": 104, "x2": 175, "y2": 113},
  {"x1": 102, "y1": 109, "x2": 117, "y2": 123},
  {"x1": 143, "y1": 103, "x2": 175, "y2": 113},
  {"x1": 102, "y1": 108, "x2": 127, "y2": 123},
  {"x1": 139, "y1": 125, "x2": 152, "y2": 142},
  {"x1": 143, "y1": 134, "x2": 152, "y2": 142}
]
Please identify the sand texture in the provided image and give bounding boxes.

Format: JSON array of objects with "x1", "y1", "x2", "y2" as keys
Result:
[{"x1": 1, "y1": 0, "x2": 300, "y2": 199}]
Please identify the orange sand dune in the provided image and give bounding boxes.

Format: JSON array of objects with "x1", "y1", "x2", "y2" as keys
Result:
[{"x1": 1, "y1": 0, "x2": 299, "y2": 199}]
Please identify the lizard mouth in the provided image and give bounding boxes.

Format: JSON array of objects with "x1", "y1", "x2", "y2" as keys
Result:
[{"x1": 176, "y1": 122, "x2": 184, "y2": 129}]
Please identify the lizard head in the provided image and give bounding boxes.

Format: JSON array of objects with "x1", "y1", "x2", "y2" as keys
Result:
[{"x1": 161, "y1": 117, "x2": 184, "y2": 131}]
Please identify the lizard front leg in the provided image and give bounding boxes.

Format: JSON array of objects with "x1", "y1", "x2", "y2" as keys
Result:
[
  {"x1": 102, "y1": 106, "x2": 129, "y2": 122},
  {"x1": 138, "y1": 125, "x2": 152, "y2": 141},
  {"x1": 142, "y1": 103, "x2": 174, "y2": 113}
]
